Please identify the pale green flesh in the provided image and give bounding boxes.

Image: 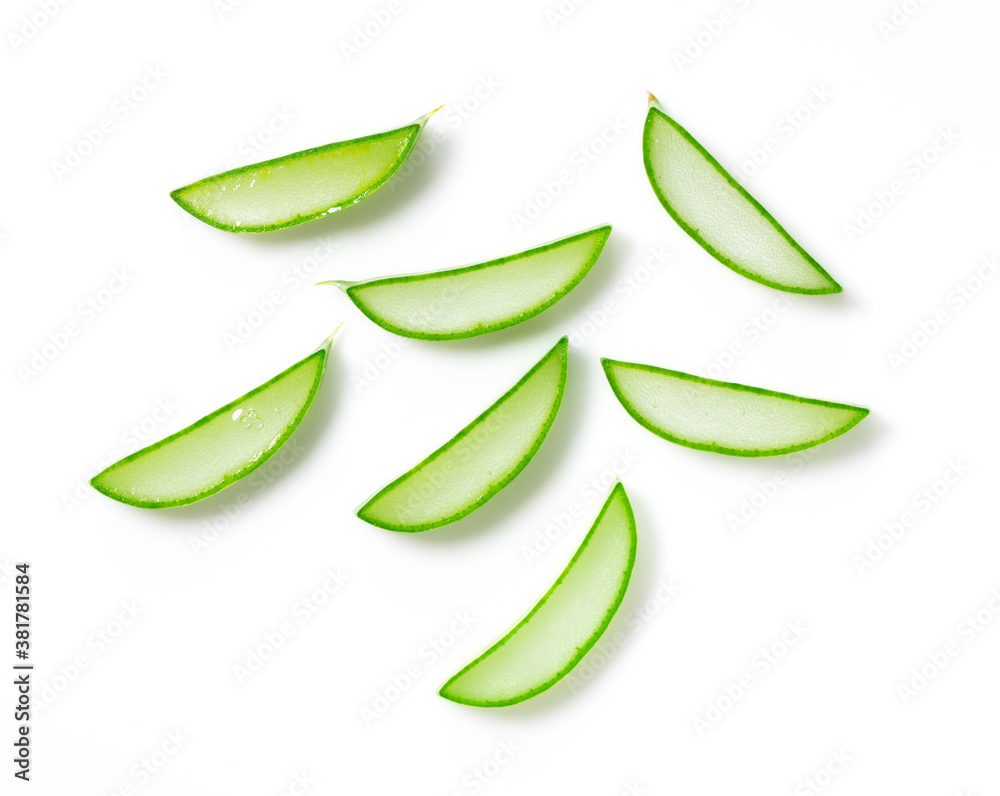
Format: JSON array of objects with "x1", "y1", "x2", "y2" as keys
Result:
[
  {"x1": 644, "y1": 106, "x2": 839, "y2": 294},
  {"x1": 440, "y1": 484, "x2": 636, "y2": 707},
  {"x1": 339, "y1": 227, "x2": 611, "y2": 339},
  {"x1": 171, "y1": 122, "x2": 424, "y2": 232},
  {"x1": 358, "y1": 339, "x2": 568, "y2": 532},
  {"x1": 603, "y1": 359, "x2": 868, "y2": 457},
  {"x1": 91, "y1": 344, "x2": 329, "y2": 508}
]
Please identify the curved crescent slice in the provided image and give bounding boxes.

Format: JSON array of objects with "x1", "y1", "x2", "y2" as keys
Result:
[
  {"x1": 440, "y1": 483, "x2": 637, "y2": 707},
  {"x1": 91, "y1": 335, "x2": 334, "y2": 508},
  {"x1": 643, "y1": 94, "x2": 841, "y2": 295},
  {"x1": 322, "y1": 226, "x2": 611, "y2": 340},
  {"x1": 358, "y1": 338, "x2": 568, "y2": 532},
  {"x1": 602, "y1": 358, "x2": 868, "y2": 457},
  {"x1": 170, "y1": 109, "x2": 438, "y2": 233}
]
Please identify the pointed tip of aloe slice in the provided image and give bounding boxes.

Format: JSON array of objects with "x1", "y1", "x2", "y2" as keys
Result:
[
  {"x1": 318, "y1": 324, "x2": 343, "y2": 353},
  {"x1": 799, "y1": 275, "x2": 843, "y2": 296},
  {"x1": 168, "y1": 187, "x2": 189, "y2": 208},
  {"x1": 416, "y1": 105, "x2": 445, "y2": 127},
  {"x1": 316, "y1": 279, "x2": 357, "y2": 292},
  {"x1": 437, "y1": 680, "x2": 462, "y2": 704},
  {"x1": 646, "y1": 91, "x2": 662, "y2": 110}
]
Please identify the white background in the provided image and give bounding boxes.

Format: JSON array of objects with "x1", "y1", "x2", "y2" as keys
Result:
[{"x1": 4, "y1": 0, "x2": 1000, "y2": 793}]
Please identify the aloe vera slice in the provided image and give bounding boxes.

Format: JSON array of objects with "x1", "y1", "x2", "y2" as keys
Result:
[
  {"x1": 358, "y1": 338, "x2": 568, "y2": 532},
  {"x1": 91, "y1": 334, "x2": 334, "y2": 508},
  {"x1": 602, "y1": 358, "x2": 868, "y2": 457},
  {"x1": 320, "y1": 226, "x2": 611, "y2": 340},
  {"x1": 643, "y1": 94, "x2": 841, "y2": 295},
  {"x1": 170, "y1": 109, "x2": 439, "y2": 233},
  {"x1": 440, "y1": 483, "x2": 636, "y2": 707}
]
